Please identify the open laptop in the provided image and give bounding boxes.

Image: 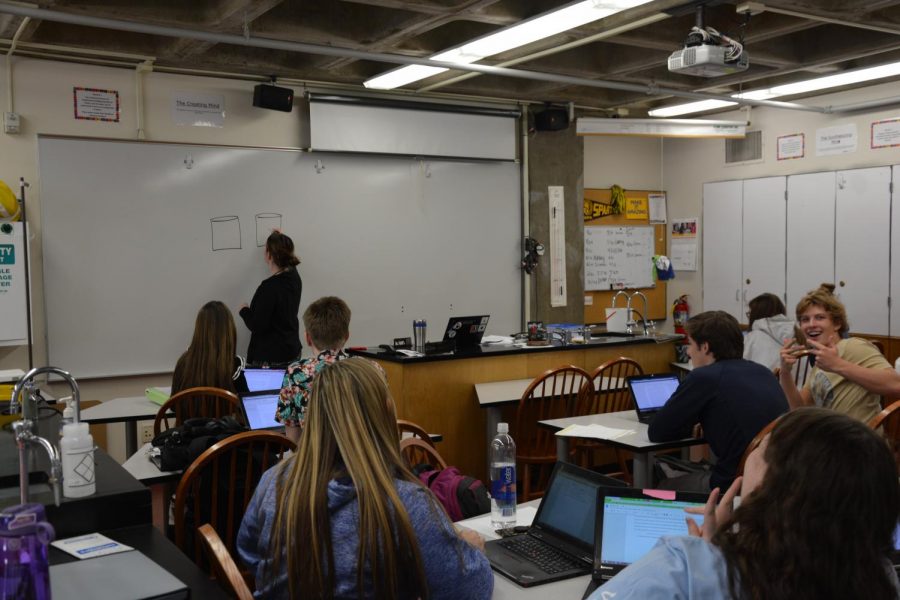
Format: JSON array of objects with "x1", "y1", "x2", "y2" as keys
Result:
[
  {"x1": 243, "y1": 367, "x2": 286, "y2": 393},
  {"x1": 582, "y1": 487, "x2": 708, "y2": 598},
  {"x1": 238, "y1": 390, "x2": 283, "y2": 431},
  {"x1": 627, "y1": 373, "x2": 680, "y2": 424},
  {"x1": 485, "y1": 462, "x2": 626, "y2": 588},
  {"x1": 442, "y1": 315, "x2": 490, "y2": 350}
]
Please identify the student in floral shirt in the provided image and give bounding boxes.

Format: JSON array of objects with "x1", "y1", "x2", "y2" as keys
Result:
[{"x1": 277, "y1": 296, "x2": 350, "y2": 443}]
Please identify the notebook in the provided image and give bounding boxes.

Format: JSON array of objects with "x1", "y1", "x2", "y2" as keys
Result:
[
  {"x1": 50, "y1": 550, "x2": 188, "y2": 600},
  {"x1": 238, "y1": 390, "x2": 283, "y2": 431},
  {"x1": 244, "y1": 367, "x2": 286, "y2": 393},
  {"x1": 582, "y1": 487, "x2": 707, "y2": 598},
  {"x1": 485, "y1": 461, "x2": 626, "y2": 588},
  {"x1": 627, "y1": 373, "x2": 680, "y2": 424},
  {"x1": 442, "y1": 315, "x2": 490, "y2": 350}
]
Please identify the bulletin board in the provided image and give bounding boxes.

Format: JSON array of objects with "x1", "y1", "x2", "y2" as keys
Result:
[{"x1": 583, "y1": 188, "x2": 668, "y2": 323}]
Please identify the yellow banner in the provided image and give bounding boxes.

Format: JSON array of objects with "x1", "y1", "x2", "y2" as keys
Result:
[{"x1": 625, "y1": 196, "x2": 648, "y2": 219}]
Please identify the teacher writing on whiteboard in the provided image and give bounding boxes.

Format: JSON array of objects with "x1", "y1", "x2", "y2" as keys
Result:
[{"x1": 239, "y1": 230, "x2": 302, "y2": 366}]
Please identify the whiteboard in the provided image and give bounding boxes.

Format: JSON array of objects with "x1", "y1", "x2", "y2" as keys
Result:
[
  {"x1": 584, "y1": 226, "x2": 655, "y2": 290},
  {"x1": 38, "y1": 136, "x2": 522, "y2": 378}
]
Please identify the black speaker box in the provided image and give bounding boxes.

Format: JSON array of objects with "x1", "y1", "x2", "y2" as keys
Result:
[
  {"x1": 253, "y1": 84, "x2": 294, "y2": 112},
  {"x1": 534, "y1": 107, "x2": 569, "y2": 131}
]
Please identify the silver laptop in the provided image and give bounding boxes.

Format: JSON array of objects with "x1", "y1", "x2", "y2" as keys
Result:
[{"x1": 238, "y1": 390, "x2": 283, "y2": 431}]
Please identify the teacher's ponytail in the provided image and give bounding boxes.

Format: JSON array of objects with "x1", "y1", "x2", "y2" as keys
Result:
[{"x1": 266, "y1": 231, "x2": 301, "y2": 269}]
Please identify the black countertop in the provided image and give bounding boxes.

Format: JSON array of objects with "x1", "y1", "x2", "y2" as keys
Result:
[{"x1": 348, "y1": 333, "x2": 683, "y2": 364}]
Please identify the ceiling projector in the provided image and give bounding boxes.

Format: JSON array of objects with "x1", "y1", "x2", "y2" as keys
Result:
[{"x1": 668, "y1": 26, "x2": 749, "y2": 77}]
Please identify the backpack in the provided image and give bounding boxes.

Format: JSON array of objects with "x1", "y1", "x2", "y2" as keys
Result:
[
  {"x1": 150, "y1": 415, "x2": 247, "y2": 471},
  {"x1": 418, "y1": 467, "x2": 491, "y2": 522}
]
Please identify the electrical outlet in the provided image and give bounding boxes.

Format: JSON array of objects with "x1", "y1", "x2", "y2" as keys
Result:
[{"x1": 140, "y1": 423, "x2": 155, "y2": 444}]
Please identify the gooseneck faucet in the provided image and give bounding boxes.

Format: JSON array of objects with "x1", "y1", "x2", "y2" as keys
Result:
[
  {"x1": 10, "y1": 367, "x2": 81, "y2": 506},
  {"x1": 631, "y1": 291, "x2": 653, "y2": 335}
]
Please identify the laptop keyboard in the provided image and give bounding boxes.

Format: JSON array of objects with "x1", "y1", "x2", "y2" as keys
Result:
[{"x1": 498, "y1": 535, "x2": 584, "y2": 574}]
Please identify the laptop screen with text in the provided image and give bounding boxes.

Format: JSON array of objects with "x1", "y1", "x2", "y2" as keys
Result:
[
  {"x1": 630, "y1": 375, "x2": 680, "y2": 412},
  {"x1": 240, "y1": 392, "x2": 282, "y2": 430}
]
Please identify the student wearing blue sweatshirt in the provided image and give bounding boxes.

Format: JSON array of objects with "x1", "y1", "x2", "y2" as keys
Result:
[
  {"x1": 237, "y1": 358, "x2": 493, "y2": 599},
  {"x1": 591, "y1": 408, "x2": 900, "y2": 599}
]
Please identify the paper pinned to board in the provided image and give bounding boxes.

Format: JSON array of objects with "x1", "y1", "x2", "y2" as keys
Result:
[{"x1": 556, "y1": 424, "x2": 635, "y2": 440}]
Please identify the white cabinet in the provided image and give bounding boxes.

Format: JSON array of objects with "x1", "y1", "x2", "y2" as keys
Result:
[
  {"x1": 742, "y1": 177, "x2": 786, "y2": 312},
  {"x1": 834, "y1": 167, "x2": 890, "y2": 335},
  {"x1": 703, "y1": 177, "x2": 786, "y2": 324},
  {"x1": 893, "y1": 166, "x2": 900, "y2": 337},
  {"x1": 786, "y1": 171, "x2": 835, "y2": 312},
  {"x1": 702, "y1": 180, "x2": 743, "y2": 320}
]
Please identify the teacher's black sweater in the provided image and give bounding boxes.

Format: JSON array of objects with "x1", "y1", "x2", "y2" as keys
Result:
[{"x1": 240, "y1": 267, "x2": 302, "y2": 365}]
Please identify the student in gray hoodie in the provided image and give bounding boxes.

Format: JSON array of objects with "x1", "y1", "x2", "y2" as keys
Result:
[
  {"x1": 743, "y1": 293, "x2": 795, "y2": 371},
  {"x1": 237, "y1": 358, "x2": 492, "y2": 599}
]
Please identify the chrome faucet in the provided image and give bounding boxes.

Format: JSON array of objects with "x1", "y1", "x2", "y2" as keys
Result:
[
  {"x1": 631, "y1": 291, "x2": 653, "y2": 336},
  {"x1": 10, "y1": 367, "x2": 81, "y2": 506}
]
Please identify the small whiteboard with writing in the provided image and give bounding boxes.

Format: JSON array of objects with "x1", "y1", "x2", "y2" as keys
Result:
[{"x1": 584, "y1": 226, "x2": 655, "y2": 290}]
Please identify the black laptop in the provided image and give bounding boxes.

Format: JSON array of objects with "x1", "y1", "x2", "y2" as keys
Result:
[
  {"x1": 442, "y1": 315, "x2": 490, "y2": 350},
  {"x1": 627, "y1": 373, "x2": 680, "y2": 424},
  {"x1": 238, "y1": 390, "x2": 283, "y2": 431},
  {"x1": 582, "y1": 487, "x2": 708, "y2": 598},
  {"x1": 485, "y1": 462, "x2": 626, "y2": 588}
]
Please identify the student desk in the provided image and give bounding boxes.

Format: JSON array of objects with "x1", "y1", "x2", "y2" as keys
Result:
[
  {"x1": 351, "y1": 336, "x2": 679, "y2": 482},
  {"x1": 538, "y1": 410, "x2": 706, "y2": 487},
  {"x1": 81, "y1": 391, "x2": 171, "y2": 459}
]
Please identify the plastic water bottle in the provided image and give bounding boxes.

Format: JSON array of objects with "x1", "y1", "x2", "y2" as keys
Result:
[
  {"x1": 490, "y1": 422, "x2": 516, "y2": 531},
  {"x1": 60, "y1": 422, "x2": 95, "y2": 498}
]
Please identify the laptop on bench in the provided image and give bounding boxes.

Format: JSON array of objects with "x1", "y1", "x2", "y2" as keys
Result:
[
  {"x1": 582, "y1": 487, "x2": 708, "y2": 599},
  {"x1": 442, "y1": 315, "x2": 490, "y2": 351},
  {"x1": 627, "y1": 373, "x2": 680, "y2": 424},
  {"x1": 485, "y1": 462, "x2": 626, "y2": 588}
]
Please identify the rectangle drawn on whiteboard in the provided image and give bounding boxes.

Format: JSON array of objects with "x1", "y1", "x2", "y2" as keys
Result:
[{"x1": 584, "y1": 226, "x2": 654, "y2": 290}]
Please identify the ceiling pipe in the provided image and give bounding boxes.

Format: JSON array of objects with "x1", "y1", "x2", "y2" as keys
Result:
[
  {"x1": 5, "y1": 15, "x2": 28, "y2": 113},
  {"x1": 825, "y1": 95, "x2": 900, "y2": 113},
  {"x1": 0, "y1": 2, "x2": 827, "y2": 114},
  {"x1": 751, "y1": 4, "x2": 900, "y2": 36}
]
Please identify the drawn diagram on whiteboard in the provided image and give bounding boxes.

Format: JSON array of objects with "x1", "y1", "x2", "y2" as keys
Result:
[
  {"x1": 210, "y1": 215, "x2": 241, "y2": 251},
  {"x1": 255, "y1": 213, "x2": 282, "y2": 246}
]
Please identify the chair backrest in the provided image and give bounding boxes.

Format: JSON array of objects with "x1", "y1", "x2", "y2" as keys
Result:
[
  {"x1": 174, "y1": 430, "x2": 296, "y2": 567},
  {"x1": 397, "y1": 419, "x2": 435, "y2": 448},
  {"x1": 575, "y1": 357, "x2": 644, "y2": 416},
  {"x1": 871, "y1": 339, "x2": 886, "y2": 355},
  {"x1": 197, "y1": 524, "x2": 254, "y2": 600},
  {"x1": 869, "y1": 399, "x2": 900, "y2": 468},
  {"x1": 737, "y1": 416, "x2": 781, "y2": 476},
  {"x1": 400, "y1": 437, "x2": 448, "y2": 471},
  {"x1": 515, "y1": 365, "x2": 591, "y2": 460},
  {"x1": 154, "y1": 386, "x2": 242, "y2": 435}
]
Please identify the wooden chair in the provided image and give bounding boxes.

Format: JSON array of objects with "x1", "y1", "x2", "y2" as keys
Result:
[
  {"x1": 397, "y1": 419, "x2": 435, "y2": 448},
  {"x1": 400, "y1": 437, "x2": 448, "y2": 471},
  {"x1": 571, "y1": 358, "x2": 643, "y2": 484},
  {"x1": 868, "y1": 399, "x2": 900, "y2": 468},
  {"x1": 514, "y1": 365, "x2": 591, "y2": 501},
  {"x1": 174, "y1": 430, "x2": 295, "y2": 569},
  {"x1": 154, "y1": 386, "x2": 242, "y2": 435},
  {"x1": 197, "y1": 524, "x2": 254, "y2": 600},
  {"x1": 737, "y1": 416, "x2": 781, "y2": 477}
]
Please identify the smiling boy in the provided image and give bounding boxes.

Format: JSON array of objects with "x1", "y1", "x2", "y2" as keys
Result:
[{"x1": 780, "y1": 283, "x2": 900, "y2": 423}]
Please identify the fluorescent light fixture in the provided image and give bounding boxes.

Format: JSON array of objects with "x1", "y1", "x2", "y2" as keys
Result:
[
  {"x1": 650, "y1": 59, "x2": 900, "y2": 117},
  {"x1": 365, "y1": 0, "x2": 653, "y2": 90}
]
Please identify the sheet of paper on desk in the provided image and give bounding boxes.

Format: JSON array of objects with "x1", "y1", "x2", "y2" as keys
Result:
[
  {"x1": 556, "y1": 424, "x2": 635, "y2": 440},
  {"x1": 458, "y1": 506, "x2": 538, "y2": 540},
  {"x1": 52, "y1": 533, "x2": 134, "y2": 559},
  {"x1": 482, "y1": 335, "x2": 515, "y2": 344}
]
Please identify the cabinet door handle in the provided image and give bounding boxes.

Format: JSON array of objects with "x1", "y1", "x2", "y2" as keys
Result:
[{"x1": 735, "y1": 289, "x2": 740, "y2": 301}]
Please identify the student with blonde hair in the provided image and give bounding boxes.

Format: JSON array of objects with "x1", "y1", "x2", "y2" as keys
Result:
[
  {"x1": 780, "y1": 283, "x2": 900, "y2": 423},
  {"x1": 237, "y1": 358, "x2": 492, "y2": 599}
]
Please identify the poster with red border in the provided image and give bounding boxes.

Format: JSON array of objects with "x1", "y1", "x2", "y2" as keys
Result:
[
  {"x1": 73, "y1": 87, "x2": 120, "y2": 122},
  {"x1": 871, "y1": 118, "x2": 900, "y2": 149},
  {"x1": 777, "y1": 133, "x2": 804, "y2": 160}
]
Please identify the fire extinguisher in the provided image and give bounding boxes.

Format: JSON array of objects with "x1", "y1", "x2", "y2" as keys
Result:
[{"x1": 672, "y1": 295, "x2": 690, "y2": 335}]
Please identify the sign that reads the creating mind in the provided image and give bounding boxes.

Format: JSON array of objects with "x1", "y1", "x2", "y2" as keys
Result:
[{"x1": 172, "y1": 91, "x2": 225, "y2": 127}]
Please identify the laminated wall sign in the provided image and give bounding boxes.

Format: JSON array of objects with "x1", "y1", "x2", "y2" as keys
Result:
[{"x1": 0, "y1": 222, "x2": 27, "y2": 345}]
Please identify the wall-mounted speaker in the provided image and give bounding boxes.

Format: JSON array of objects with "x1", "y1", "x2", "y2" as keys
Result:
[
  {"x1": 534, "y1": 107, "x2": 570, "y2": 131},
  {"x1": 253, "y1": 84, "x2": 294, "y2": 112}
]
